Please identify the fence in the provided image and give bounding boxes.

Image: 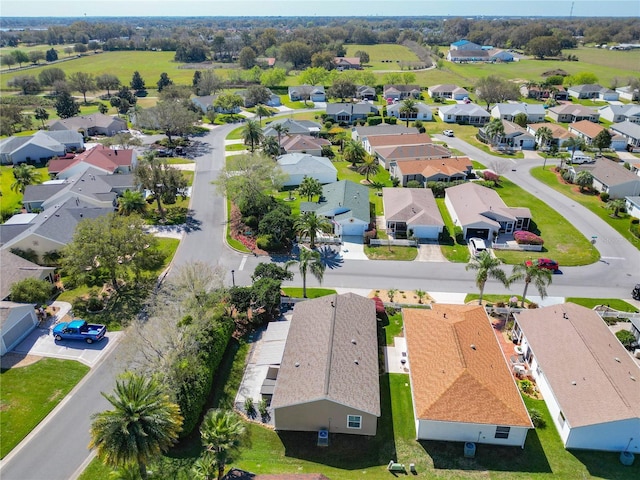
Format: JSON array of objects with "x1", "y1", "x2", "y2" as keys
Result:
[
  {"x1": 492, "y1": 243, "x2": 543, "y2": 252},
  {"x1": 296, "y1": 235, "x2": 341, "y2": 245},
  {"x1": 370, "y1": 239, "x2": 417, "y2": 247}
]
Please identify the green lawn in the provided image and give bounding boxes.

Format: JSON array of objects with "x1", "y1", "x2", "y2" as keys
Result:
[
  {"x1": 225, "y1": 143, "x2": 248, "y2": 151},
  {"x1": 465, "y1": 294, "x2": 524, "y2": 305},
  {"x1": 0, "y1": 358, "x2": 89, "y2": 459},
  {"x1": 530, "y1": 166, "x2": 640, "y2": 251},
  {"x1": 0, "y1": 165, "x2": 49, "y2": 216},
  {"x1": 565, "y1": 297, "x2": 639, "y2": 313},
  {"x1": 364, "y1": 245, "x2": 418, "y2": 261},
  {"x1": 344, "y1": 44, "x2": 420, "y2": 70},
  {"x1": 384, "y1": 312, "x2": 403, "y2": 345},
  {"x1": 281, "y1": 287, "x2": 337, "y2": 299},
  {"x1": 436, "y1": 197, "x2": 471, "y2": 263}
]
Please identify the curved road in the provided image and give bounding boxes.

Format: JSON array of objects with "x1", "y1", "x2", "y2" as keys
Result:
[{"x1": 2, "y1": 124, "x2": 638, "y2": 480}]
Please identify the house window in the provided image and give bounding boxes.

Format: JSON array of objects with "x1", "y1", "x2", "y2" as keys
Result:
[
  {"x1": 495, "y1": 426, "x2": 511, "y2": 439},
  {"x1": 347, "y1": 415, "x2": 362, "y2": 429},
  {"x1": 558, "y1": 411, "x2": 565, "y2": 427}
]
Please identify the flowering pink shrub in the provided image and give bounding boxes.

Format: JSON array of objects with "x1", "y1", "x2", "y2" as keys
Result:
[
  {"x1": 514, "y1": 230, "x2": 544, "y2": 245},
  {"x1": 235, "y1": 234, "x2": 257, "y2": 251},
  {"x1": 483, "y1": 171, "x2": 500, "y2": 183}
]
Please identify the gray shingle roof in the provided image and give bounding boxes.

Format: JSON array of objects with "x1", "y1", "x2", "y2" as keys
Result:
[
  {"x1": 277, "y1": 153, "x2": 337, "y2": 176},
  {"x1": 383, "y1": 188, "x2": 444, "y2": 227},
  {"x1": 611, "y1": 120, "x2": 640, "y2": 140},
  {"x1": 263, "y1": 118, "x2": 322, "y2": 137},
  {"x1": 325, "y1": 102, "x2": 378, "y2": 116},
  {"x1": 271, "y1": 293, "x2": 380, "y2": 416},
  {"x1": 22, "y1": 184, "x2": 67, "y2": 203},
  {"x1": 301, "y1": 180, "x2": 370, "y2": 224},
  {"x1": 439, "y1": 103, "x2": 491, "y2": 117},
  {"x1": 48, "y1": 113, "x2": 126, "y2": 131},
  {"x1": 0, "y1": 250, "x2": 54, "y2": 300},
  {"x1": 591, "y1": 158, "x2": 640, "y2": 187},
  {"x1": 354, "y1": 125, "x2": 418, "y2": 138}
]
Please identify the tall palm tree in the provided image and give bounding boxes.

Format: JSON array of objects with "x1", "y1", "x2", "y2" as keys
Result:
[
  {"x1": 89, "y1": 372, "x2": 183, "y2": 480},
  {"x1": 465, "y1": 250, "x2": 510, "y2": 305},
  {"x1": 272, "y1": 123, "x2": 289, "y2": 152},
  {"x1": 199, "y1": 409, "x2": 247, "y2": 480},
  {"x1": 294, "y1": 211, "x2": 332, "y2": 248},
  {"x1": 298, "y1": 176, "x2": 322, "y2": 201},
  {"x1": 11, "y1": 163, "x2": 40, "y2": 193},
  {"x1": 535, "y1": 126, "x2": 553, "y2": 152},
  {"x1": 510, "y1": 262, "x2": 553, "y2": 307},
  {"x1": 564, "y1": 136, "x2": 586, "y2": 164},
  {"x1": 343, "y1": 140, "x2": 366, "y2": 167},
  {"x1": 242, "y1": 119, "x2": 264, "y2": 152},
  {"x1": 484, "y1": 118, "x2": 505, "y2": 147},
  {"x1": 357, "y1": 155, "x2": 380, "y2": 182},
  {"x1": 399, "y1": 98, "x2": 417, "y2": 127},
  {"x1": 261, "y1": 135, "x2": 281, "y2": 159},
  {"x1": 255, "y1": 105, "x2": 272, "y2": 126},
  {"x1": 298, "y1": 247, "x2": 325, "y2": 298},
  {"x1": 118, "y1": 190, "x2": 146, "y2": 216}
]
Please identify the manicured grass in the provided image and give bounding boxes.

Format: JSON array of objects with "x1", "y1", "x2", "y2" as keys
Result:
[
  {"x1": 281, "y1": 287, "x2": 337, "y2": 299},
  {"x1": 344, "y1": 44, "x2": 420, "y2": 70},
  {"x1": 436, "y1": 197, "x2": 471, "y2": 263},
  {"x1": 165, "y1": 157, "x2": 194, "y2": 165},
  {"x1": 491, "y1": 177, "x2": 600, "y2": 266},
  {"x1": 565, "y1": 297, "x2": 639, "y2": 313},
  {"x1": 0, "y1": 165, "x2": 49, "y2": 215},
  {"x1": 225, "y1": 143, "x2": 248, "y2": 151},
  {"x1": 225, "y1": 199, "x2": 251, "y2": 253},
  {"x1": 384, "y1": 311, "x2": 403, "y2": 345},
  {"x1": 530, "y1": 166, "x2": 640, "y2": 251},
  {"x1": 364, "y1": 245, "x2": 417, "y2": 261},
  {"x1": 465, "y1": 293, "x2": 524, "y2": 305},
  {"x1": 0, "y1": 358, "x2": 90, "y2": 459}
]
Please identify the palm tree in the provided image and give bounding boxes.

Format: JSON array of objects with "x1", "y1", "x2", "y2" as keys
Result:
[
  {"x1": 261, "y1": 135, "x2": 280, "y2": 159},
  {"x1": 357, "y1": 155, "x2": 380, "y2": 183},
  {"x1": 272, "y1": 123, "x2": 289, "y2": 152},
  {"x1": 415, "y1": 289, "x2": 426, "y2": 304},
  {"x1": 89, "y1": 372, "x2": 183, "y2": 480},
  {"x1": 242, "y1": 119, "x2": 264, "y2": 152},
  {"x1": 343, "y1": 140, "x2": 366, "y2": 167},
  {"x1": 574, "y1": 170, "x2": 594, "y2": 192},
  {"x1": 11, "y1": 163, "x2": 40, "y2": 193},
  {"x1": 298, "y1": 247, "x2": 325, "y2": 298},
  {"x1": 535, "y1": 126, "x2": 553, "y2": 152},
  {"x1": 191, "y1": 453, "x2": 218, "y2": 480},
  {"x1": 607, "y1": 198, "x2": 626, "y2": 217},
  {"x1": 563, "y1": 137, "x2": 586, "y2": 164},
  {"x1": 510, "y1": 262, "x2": 553, "y2": 307},
  {"x1": 199, "y1": 409, "x2": 247, "y2": 480},
  {"x1": 118, "y1": 190, "x2": 146, "y2": 216},
  {"x1": 484, "y1": 118, "x2": 505, "y2": 147},
  {"x1": 465, "y1": 250, "x2": 510, "y2": 305},
  {"x1": 298, "y1": 176, "x2": 322, "y2": 202},
  {"x1": 399, "y1": 98, "x2": 417, "y2": 127},
  {"x1": 294, "y1": 211, "x2": 332, "y2": 248},
  {"x1": 255, "y1": 105, "x2": 272, "y2": 125}
]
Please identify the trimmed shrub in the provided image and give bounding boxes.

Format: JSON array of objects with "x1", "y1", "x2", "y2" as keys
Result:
[
  {"x1": 386, "y1": 116, "x2": 398, "y2": 125},
  {"x1": 631, "y1": 217, "x2": 639, "y2": 225},
  {"x1": 599, "y1": 191, "x2": 610, "y2": 202},
  {"x1": 529, "y1": 408, "x2": 547, "y2": 428},
  {"x1": 514, "y1": 230, "x2": 544, "y2": 245},
  {"x1": 476, "y1": 180, "x2": 496, "y2": 189},
  {"x1": 483, "y1": 171, "x2": 500, "y2": 183},
  {"x1": 256, "y1": 234, "x2": 278, "y2": 251},
  {"x1": 453, "y1": 226, "x2": 464, "y2": 244},
  {"x1": 243, "y1": 215, "x2": 259, "y2": 229},
  {"x1": 561, "y1": 170, "x2": 573, "y2": 183},
  {"x1": 323, "y1": 120, "x2": 334, "y2": 130},
  {"x1": 367, "y1": 116, "x2": 383, "y2": 126},
  {"x1": 616, "y1": 329, "x2": 636, "y2": 349}
]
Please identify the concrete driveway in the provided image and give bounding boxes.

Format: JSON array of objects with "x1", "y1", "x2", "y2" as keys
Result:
[
  {"x1": 341, "y1": 235, "x2": 368, "y2": 260},
  {"x1": 415, "y1": 240, "x2": 448, "y2": 262}
]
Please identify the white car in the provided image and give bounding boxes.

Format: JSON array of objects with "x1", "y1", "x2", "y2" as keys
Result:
[
  {"x1": 443, "y1": 130, "x2": 454, "y2": 137},
  {"x1": 468, "y1": 237, "x2": 487, "y2": 257}
]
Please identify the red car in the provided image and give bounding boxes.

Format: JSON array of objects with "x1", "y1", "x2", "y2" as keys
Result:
[{"x1": 525, "y1": 258, "x2": 559, "y2": 271}]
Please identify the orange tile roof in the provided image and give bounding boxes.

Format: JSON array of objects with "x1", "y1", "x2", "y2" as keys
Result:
[
  {"x1": 396, "y1": 157, "x2": 472, "y2": 177},
  {"x1": 569, "y1": 120, "x2": 604, "y2": 139},
  {"x1": 403, "y1": 305, "x2": 531, "y2": 427}
]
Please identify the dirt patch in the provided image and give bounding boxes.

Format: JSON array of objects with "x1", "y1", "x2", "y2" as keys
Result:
[
  {"x1": 369, "y1": 289, "x2": 433, "y2": 305},
  {"x1": 0, "y1": 353, "x2": 43, "y2": 370}
]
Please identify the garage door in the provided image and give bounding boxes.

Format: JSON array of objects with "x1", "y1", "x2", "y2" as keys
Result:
[
  {"x1": 341, "y1": 222, "x2": 366, "y2": 236},
  {"x1": 412, "y1": 226, "x2": 441, "y2": 240},
  {"x1": 2, "y1": 313, "x2": 34, "y2": 353},
  {"x1": 466, "y1": 228, "x2": 489, "y2": 239}
]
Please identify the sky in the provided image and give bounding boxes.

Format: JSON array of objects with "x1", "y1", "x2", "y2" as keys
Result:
[{"x1": 0, "y1": 0, "x2": 638, "y2": 18}]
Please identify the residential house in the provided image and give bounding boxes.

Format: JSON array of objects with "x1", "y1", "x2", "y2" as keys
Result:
[
  {"x1": 263, "y1": 118, "x2": 322, "y2": 138},
  {"x1": 49, "y1": 144, "x2": 137, "y2": 179},
  {"x1": 271, "y1": 293, "x2": 380, "y2": 435},
  {"x1": 386, "y1": 102, "x2": 433, "y2": 122},
  {"x1": 626, "y1": 196, "x2": 640, "y2": 219},
  {"x1": 616, "y1": 85, "x2": 640, "y2": 101},
  {"x1": 588, "y1": 158, "x2": 640, "y2": 198},
  {"x1": 389, "y1": 157, "x2": 472, "y2": 187},
  {"x1": 599, "y1": 105, "x2": 640, "y2": 124},
  {"x1": 0, "y1": 197, "x2": 114, "y2": 257},
  {"x1": 0, "y1": 130, "x2": 84, "y2": 165},
  {"x1": 191, "y1": 95, "x2": 216, "y2": 113},
  {"x1": 355, "y1": 85, "x2": 376, "y2": 101},
  {"x1": 48, "y1": 113, "x2": 127, "y2": 137},
  {"x1": 334, "y1": 57, "x2": 361, "y2": 70},
  {"x1": 374, "y1": 144, "x2": 451, "y2": 169},
  {"x1": 364, "y1": 132, "x2": 432, "y2": 156},
  {"x1": 1, "y1": 302, "x2": 39, "y2": 356},
  {"x1": 438, "y1": 104, "x2": 491, "y2": 125},
  {"x1": 383, "y1": 84, "x2": 421, "y2": 101},
  {"x1": 527, "y1": 123, "x2": 577, "y2": 149},
  {"x1": 300, "y1": 180, "x2": 370, "y2": 237},
  {"x1": 280, "y1": 135, "x2": 331, "y2": 157},
  {"x1": 512, "y1": 304, "x2": 640, "y2": 452},
  {"x1": 547, "y1": 104, "x2": 600, "y2": 123},
  {"x1": 256, "y1": 57, "x2": 276, "y2": 68},
  {"x1": 567, "y1": 120, "x2": 627, "y2": 151},
  {"x1": 382, "y1": 188, "x2": 444, "y2": 239},
  {"x1": 404, "y1": 305, "x2": 532, "y2": 447},
  {"x1": 479, "y1": 120, "x2": 535, "y2": 150},
  {"x1": 276, "y1": 153, "x2": 337, "y2": 187},
  {"x1": 611, "y1": 121, "x2": 640, "y2": 149},
  {"x1": 325, "y1": 102, "x2": 378, "y2": 124},
  {"x1": 236, "y1": 88, "x2": 281, "y2": 108},
  {"x1": 447, "y1": 40, "x2": 513, "y2": 63},
  {"x1": 567, "y1": 84, "x2": 619, "y2": 101},
  {"x1": 445, "y1": 182, "x2": 531, "y2": 239},
  {"x1": 490, "y1": 103, "x2": 546, "y2": 124},
  {"x1": 519, "y1": 85, "x2": 569, "y2": 101},
  {"x1": 351, "y1": 124, "x2": 418, "y2": 143},
  {"x1": 0, "y1": 249, "x2": 55, "y2": 301},
  {"x1": 427, "y1": 84, "x2": 470, "y2": 101},
  {"x1": 288, "y1": 85, "x2": 326, "y2": 103}
]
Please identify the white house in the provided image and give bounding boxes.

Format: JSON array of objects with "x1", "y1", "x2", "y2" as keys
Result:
[
  {"x1": 0, "y1": 130, "x2": 84, "y2": 165},
  {"x1": 626, "y1": 196, "x2": 640, "y2": 218},
  {"x1": 490, "y1": 103, "x2": 546, "y2": 124},
  {"x1": 382, "y1": 188, "x2": 444, "y2": 240},
  {"x1": 567, "y1": 84, "x2": 619, "y2": 101},
  {"x1": 611, "y1": 121, "x2": 640, "y2": 149},
  {"x1": 386, "y1": 102, "x2": 433, "y2": 122},
  {"x1": 589, "y1": 158, "x2": 640, "y2": 198},
  {"x1": 0, "y1": 302, "x2": 39, "y2": 356},
  {"x1": 276, "y1": 153, "x2": 337, "y2": 187},
  {"x1": 616, "y1": 85, "x2": 640, "y2": 101},
  {"x1": 404, "y1": 305, "x2": 532, "y2": 447},
  {"x1": 427, "y1": 84, "x2": 470, "y2": 100},
  {"x1": 438, "y1": 104, "x2": 491, "y2": 125},
  {"x1": 598, "y1": 105, "x2": 640, "y2": 124},
  {"x1": 512, "y1": 304, "x2": 640, "y2": 453}
]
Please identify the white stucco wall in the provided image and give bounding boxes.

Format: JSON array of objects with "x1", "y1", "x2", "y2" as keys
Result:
[{"x1": 416, "y1": 419, "x2": 529, "y2": 448}]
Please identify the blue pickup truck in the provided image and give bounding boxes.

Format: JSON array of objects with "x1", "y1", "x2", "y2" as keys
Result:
[{"x1": 53, "y1": 320, "x2": 106, "y2": 344}]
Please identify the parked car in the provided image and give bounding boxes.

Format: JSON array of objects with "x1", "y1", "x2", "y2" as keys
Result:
[
  {"x1": 632, "y1": 284, "x2": 640, "y2": 301},
  {"x1": 53, "y1": 320, "x2": 106, "y2": 344},
  {"x1": 443, "y1": 130, "x2": 454, "y2": 137},
  {"x1": 525, "y1": 258, "x2": 559, "y2": 271},
  {"x1": 468, "y1": 237, "x2": 487, "y2": 257}
]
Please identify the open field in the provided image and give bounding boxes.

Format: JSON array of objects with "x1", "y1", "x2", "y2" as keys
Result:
[
  {"x1": 0, "y1": 358, "x2": 89, "y2": 459},
  {"x1": 344, "y1": 43, "x2": 420, "y2": 70}
]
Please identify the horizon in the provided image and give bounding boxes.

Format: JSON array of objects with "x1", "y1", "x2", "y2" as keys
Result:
[{"x1": 1, "y1": 1, "x2": 638, "y2": 19}]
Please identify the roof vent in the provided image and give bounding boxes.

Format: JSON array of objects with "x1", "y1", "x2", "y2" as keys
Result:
[
  {"x1": 470, "y1": 344, "x2": 476, "y2": 350},
  {"x1": 571, "y1": 381, "x2": 577, "y2": 385},
  {"x1": 615, "y1": 357, "x2": 621, "y2": 363},
  {"x1": 295, "y1": 362, "x2": 300, "y2": 367},
  {"x1": 631, "y1": 376, "x2": 636, "y2": 382},
  {"x1": 354, "y1": 360, "x2": 359, "y2": 365},
  {"x1": 351, "y1": 339, "x2": 356, "y2": 345},
  {"x1": 563, "y1": 313, "x2": 568, "y2": 319}
]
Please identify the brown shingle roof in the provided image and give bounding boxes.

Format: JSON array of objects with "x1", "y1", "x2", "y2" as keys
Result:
[
  {"x1": 281, "y1": 134, "x2": 330, "y2": 152},
  {"x1": 515, "y1": 303, "x2": 640, "y2": 427},
  {"x1": 395, "y1": 157, "x2": 472, "y2": 178},
  {"x1": 382, "y1": 188, "x2": 444, "y2": 227},
  {"x1": 375, "y1": 144, "x2": 451, "y2": 161},
  {"x1": 549, "y1": 104, "x2": 599, "y2": 117},
  {"x1": 367, "y1": 133, "x2": 432, "y2": 149},
  {"x1": 528, "y1": 123, "x2": 577, "y2": 141},
  {"x1": 404, "y1": 305, "x2": 531, "y2": 427},
  {"x1": 568, "y1": 120, "x2": 604, "y2": 139},
  {"x1": 271, "y1": 293, "x2": 380, "y2": 417}
]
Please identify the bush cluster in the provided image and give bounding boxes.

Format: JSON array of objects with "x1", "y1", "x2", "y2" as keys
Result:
[
  {"x1": 599, "y1": 191, "x2": 610, "y2": 202},
  {"x1": 514, "y1": 230, "x2": 544, "y2": 245}
]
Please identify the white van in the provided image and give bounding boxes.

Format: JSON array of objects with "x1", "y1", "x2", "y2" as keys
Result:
[{"x1": 570, "y1": 151, "x2": 594, "y2": 164}]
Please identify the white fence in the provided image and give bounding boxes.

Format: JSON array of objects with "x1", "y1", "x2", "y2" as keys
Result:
[
  {"x1": 370, "y1": 239, "x2": 417, "y2": 247},
  {"x1": 296, "y1": 235, "x2": 341, "y2": 245},
  {"x1": 492, "y1": 243, "x2": 543, "y2": 252}
]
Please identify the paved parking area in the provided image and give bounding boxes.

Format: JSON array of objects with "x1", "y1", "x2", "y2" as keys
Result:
[
  {"x1": 415, "y1": 240, "x2": 448, "y2": 262},
  {"x1": 385, "y1": 336, "x2": 409, "y2": 374},
  {"x1": 340, "y1": 236, "x2": 368, "y2": 260}
]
